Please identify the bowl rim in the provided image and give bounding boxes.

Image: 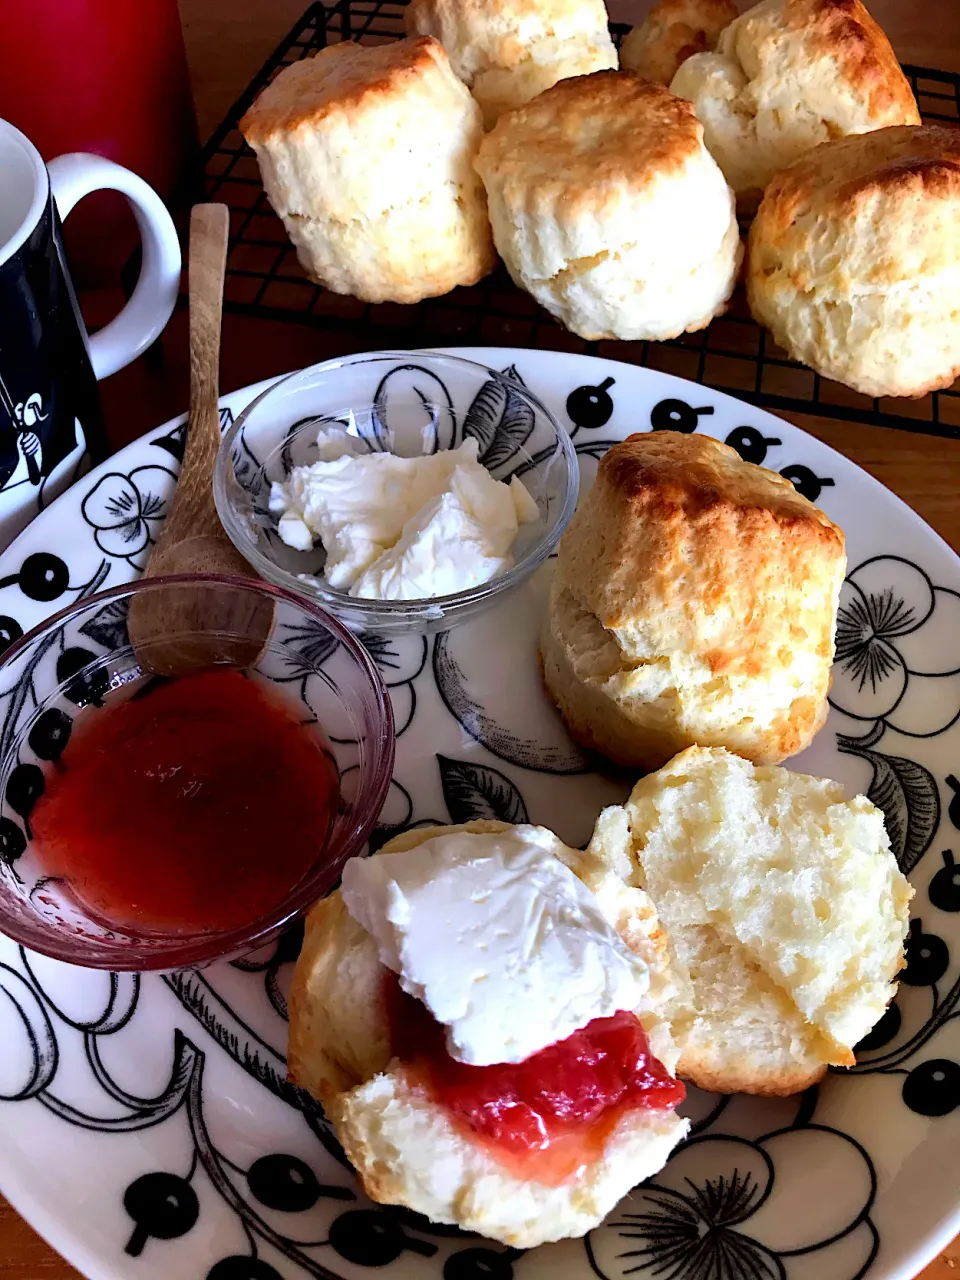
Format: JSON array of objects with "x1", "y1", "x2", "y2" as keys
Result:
[
  {"x1": 0, "y1": 572, "x2": 396, "y2": 970},
  {"x1": 212, "y1": 348, "x2": 580, "y2": 619}
]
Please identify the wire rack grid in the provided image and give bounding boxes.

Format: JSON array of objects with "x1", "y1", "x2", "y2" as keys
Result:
[{"x1": 202, "y1": 0, "x2": 960, "y2": 440}]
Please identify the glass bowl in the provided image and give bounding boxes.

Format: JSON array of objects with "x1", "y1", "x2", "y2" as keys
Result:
[
  {"x1": 0, "y1": 575, "x2": 394, "y2": 970},
  {"x1": 213, "y1": 350, "x2": 579, "y2": 635}
]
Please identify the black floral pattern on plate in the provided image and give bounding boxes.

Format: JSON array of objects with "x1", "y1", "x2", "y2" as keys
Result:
[
  {"x1": 437, "y1": 754, "x2": 529, "y2": 825},
  {"x1": 433, "y1": 628, "x2": 590, "y2": 775},
  {"x1": 587, "y1": 1127, "x2": 879, "y2": 1280},
  {"x1": 832, "y1": 556, "x2": 960, "y2": 738},
  {"x1": 845, "y1": 911, "x2": 960, "y2": 1117},
  {"x1": 462, "y1": 364, "x2": 534, "y2": 473},
  {"x1": 80, "y1": 465, "x2": 176, "y2": 567}
]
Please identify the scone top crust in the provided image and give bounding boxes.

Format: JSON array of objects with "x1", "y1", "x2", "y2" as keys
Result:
[
  {"x1": 745, "y1": 124, "x2": 960, "y2": 398},
  {"x1": 557, "y1": 431, "x2": 845, "y2": 665},
  {"x1": 670, "y1": 0, "x2": 920, "y2": 203},
  {"x1": 241, "y1": 36, "x2": 455, "y2": 143},
  {"x1": 619, "y1": 0, "x2": 738, "y2": 86},
  {"x1": 477, "y1": 73, "x2": 704, "y2": 212},
  {"x1": 747, "y1": 124, "x2": 960, "y2": 373},
  {"x1": 753, "y1": 124, "x2": 960, "y2": 267},
  {"x1": 727, "y1": 0, "x2": 921, "y2": 128},
  {"x1": 405, "y1": 0, "x2": 612, "y2": 80}
]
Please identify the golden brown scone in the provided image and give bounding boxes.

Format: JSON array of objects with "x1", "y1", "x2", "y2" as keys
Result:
[
  {"x1": 405, "y1": 0, "x2": 617, "y2": 127},
  {"x1": 748, "y1": 125, "x2": 960, "y2": 398},
  {"x1": 670, "y1": 0, "x2": 920, "y2": 209},
  {"x1": 289, "y1": 820, "x2": 688, "y2": 1246},
  {"x1": 540, "y1": 431, "x2": 845, "y2": 771},
  {"x1": 582, "y1": 748, "x2": 913, "y2": 1096},
  {"x1": 620, "y1": 0, "x2": 737, "y2": 86},
  {"x1": 474, "y1": 73, "x2": 741, "y2": 341},
  {"x1": 240, "y1": 38, "x2": 495, "y2": 302}
]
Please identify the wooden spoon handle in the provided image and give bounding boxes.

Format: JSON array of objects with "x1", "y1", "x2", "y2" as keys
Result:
[
  {"x1": 155, "y1": 204, "x2": 229, "y2": 550},
  {"x1": 128, "y1": 203, "x2": 275, "y2": 675}
]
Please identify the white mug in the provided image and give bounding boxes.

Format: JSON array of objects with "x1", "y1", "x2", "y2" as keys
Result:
[{"x1": 0, "y1": 118, "x2": 182, "y2": 547}]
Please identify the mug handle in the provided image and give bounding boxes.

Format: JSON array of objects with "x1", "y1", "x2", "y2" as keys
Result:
[{"x1": 47, "y1": 152, "x2": 182, "y2": 381}]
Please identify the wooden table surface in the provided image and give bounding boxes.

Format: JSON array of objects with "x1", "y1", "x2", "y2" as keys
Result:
[{"x1": 1, "y1": 0, "x2": 959, "y2": 1275}]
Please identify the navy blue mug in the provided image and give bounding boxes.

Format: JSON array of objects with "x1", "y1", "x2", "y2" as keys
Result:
[{"x1": 0, "y1": 119, "x2": 181, "y2": 546}]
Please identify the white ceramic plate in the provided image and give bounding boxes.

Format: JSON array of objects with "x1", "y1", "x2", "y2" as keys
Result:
[{"x1": 0, "y1": 348, "x2": 958, "y2": 1280}]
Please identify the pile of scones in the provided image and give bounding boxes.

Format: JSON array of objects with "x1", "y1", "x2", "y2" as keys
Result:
[
  {"x1": 241, "y1": 0, "x2": 960, "y2": 400},
  {"x1": 237, "y1": 0, "x2": 931, "y2": 1242}
]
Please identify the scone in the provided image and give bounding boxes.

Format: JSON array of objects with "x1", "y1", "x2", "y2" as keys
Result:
[
  {"x1": 671, "y1": 0, "x2": 920, "y2": 209},
  {"x1": 748, "y1": 125, "x2": 960, "y2": 398},
  {"x1": 240, "y1": 37, "x2": 495, "y2": 303},
  {"x1": 332, "y1": 1074, "x2": 685, "y2": 1245},
  {"x1": 620, "y1": 0, "x2": 737, "y2": 86},
  {"x1": 288, "y1": 821, "x2": 689, "y2": 1247},
  {"x1": 581, "y1": 747, "x2": 913, "y2": 1095},
  {"x1": 540, "y1": 431, "x2": 846, "y2": 770},
  {"x1": 405, "y1": 0, "x2": 618, "y2": 128},
  {"x1": 474, "y1": 73, "x2": 741, "y2": 341}
]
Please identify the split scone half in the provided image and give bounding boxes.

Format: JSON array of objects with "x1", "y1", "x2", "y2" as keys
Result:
[
  {"x1": 288, "y1": 820, "x2": 689, "y2": 1248},
  {"x1": 580, "y1": 746, "x2": 913, "y2": 1095}
]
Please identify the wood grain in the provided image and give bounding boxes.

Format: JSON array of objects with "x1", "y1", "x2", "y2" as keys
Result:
[
  {"x1": 151, "y1": 202, "x2": 233, "y2": 554},
  {"x1": 1, "y1": 0, "x2": 958, "y2": 1276},
  {"x1": 126, "y1": 203, "x2": 274, "y2": 675}
]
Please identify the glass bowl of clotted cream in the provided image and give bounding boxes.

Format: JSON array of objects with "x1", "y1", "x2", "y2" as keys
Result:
[{"x1": 214, "y1": 350, "x2": 579, "y2": 635}]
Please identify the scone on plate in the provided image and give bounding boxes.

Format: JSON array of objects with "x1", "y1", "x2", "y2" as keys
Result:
[
  {"x1": 581, "y1": 747, "x2": 913, "y2": 1095},
  {"x1": 620, "y1": 0, "x2": 737, "y2": 86},
  {"x1": 748, "y1": 125, "x2": 960, "y2": 398},
  {"x1": 240, "y1": 37, "x2": 495, "y2": 303},
  {"x1": 288, "y1": 821, "x2": 689, "y2": 1247},
  {"x1": 474, "y1": 73, "x2": 741, "y2": 341},
  {"x1": 405, "y1": 0, "x2": 618, "y2": 128},
  {"x1": 671, "y1": 0, "x2": 920, "y2": 209},
  {"x1": 540, "y1": 431, "x2": 846, "y2": 770},
  {"x1": 290, "y1": 763, "x2": 912, "y2": 1240}
]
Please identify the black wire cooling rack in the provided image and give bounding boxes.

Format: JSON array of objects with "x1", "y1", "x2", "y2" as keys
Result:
[{"x1": 202, "y1": 0, "x2": 960, "y2": 440}]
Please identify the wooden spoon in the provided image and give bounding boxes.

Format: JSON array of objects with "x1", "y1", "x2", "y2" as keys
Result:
[{"x1": 127, "y1": 204, "x2": 275, "y2": 676}]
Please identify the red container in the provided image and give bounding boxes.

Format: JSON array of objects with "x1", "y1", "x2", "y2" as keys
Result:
[{"x1": 0, "y1": 0, "x2": 198, "y2": 286}]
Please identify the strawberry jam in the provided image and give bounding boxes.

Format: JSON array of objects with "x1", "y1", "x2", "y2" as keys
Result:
[
  {"x1": 30, "y1": 670, "x2": 339, "y2": 936},
  {"x1": 386, "y1": 976, "x2": 684, "y2": 1184}
]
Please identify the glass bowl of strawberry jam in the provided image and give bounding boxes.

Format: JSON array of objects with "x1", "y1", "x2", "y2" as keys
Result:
[{"x1": 0, "y1": 574, "x2": 394, "y2": 969}]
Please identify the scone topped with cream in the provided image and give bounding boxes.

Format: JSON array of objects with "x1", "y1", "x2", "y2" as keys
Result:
[
  {"x1": 541, "y1": 430, "x2": 846, "y2": 770},
  {"x1": 405, "y1": 0, "x2": 618, "y2": 127},
  {"x1": 289, "y1": 780, "x2": 911, "y2": 1233},
  {"x1": 475, "y1": 73, "x2": 741, "y2": 342},
  {"x1": 288, "y1": 821, "x2": 688, "y2": 1247},
  {"x1": 671, "y1": 0, "x2": 920, "y2": 209},
  {"x1": 240, "y1": 37, "x2": 495, "y2": 303}
]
